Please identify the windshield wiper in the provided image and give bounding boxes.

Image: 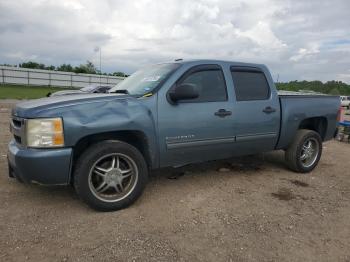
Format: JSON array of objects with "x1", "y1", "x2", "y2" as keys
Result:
[{"x1": 110, "y1": 89, "x2": 129, "y2": 94}]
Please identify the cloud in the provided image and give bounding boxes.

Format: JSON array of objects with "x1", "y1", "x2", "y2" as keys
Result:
[
  {"x1": 0, "y1": 0, "x2": 349, "y2": 82},
  {"x1": 237, "y1": 21, "x2": 287, "y2": 49},
  {"x1": 290, "y1": 44, "x2": 320, "y2": 62}
]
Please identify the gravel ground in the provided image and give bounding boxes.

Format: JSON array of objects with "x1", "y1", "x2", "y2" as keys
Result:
[{"x1": 0, "y1": 101, "x2": 350, "y2": 262}]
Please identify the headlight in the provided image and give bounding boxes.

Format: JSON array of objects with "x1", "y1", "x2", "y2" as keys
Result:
[{"x1": 26, "y1": 118, "x2": 64, "y2": 148}]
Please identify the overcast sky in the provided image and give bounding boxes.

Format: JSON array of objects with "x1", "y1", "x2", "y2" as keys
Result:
[{"x1": 0, "y1": 0, "x2": 349, "y2": 82}]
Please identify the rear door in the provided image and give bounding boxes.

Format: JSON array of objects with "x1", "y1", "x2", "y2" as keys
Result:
[{"x1": 229, "y1": 66, "x2": 280, "y2": 154}]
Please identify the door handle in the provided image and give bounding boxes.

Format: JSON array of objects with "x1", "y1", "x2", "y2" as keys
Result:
[
  {"x1": 215, "y1": 109, "x2": 232, "y2": 117},
  {"x1": 263, "y1": 106, "x2": 276, "y2": 114}
]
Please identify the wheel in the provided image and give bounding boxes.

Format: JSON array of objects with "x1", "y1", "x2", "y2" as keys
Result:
[
  {"x1": 74, "y1": 140, "x2": 148, "y2": 211},
  {"x1": 285, "y1": 129, "x2": 322, "y2": 173}
]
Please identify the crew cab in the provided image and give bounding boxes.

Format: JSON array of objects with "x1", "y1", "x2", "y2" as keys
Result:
[{"x1": 8, "y1": 60, "x2": 340, "y2": 211}]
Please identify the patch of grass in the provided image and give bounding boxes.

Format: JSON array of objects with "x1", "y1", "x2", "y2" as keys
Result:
[{"x1": 0, "y1": 84, "x2": 76, "y2": 99}]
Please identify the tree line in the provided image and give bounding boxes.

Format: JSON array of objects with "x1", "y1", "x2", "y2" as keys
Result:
[
  {"x1": 1, "y1": 61, "x2": 128, "y2": 77},
  {"x1": 276, "y1": 80, "x2": 350, "y2": 95}
]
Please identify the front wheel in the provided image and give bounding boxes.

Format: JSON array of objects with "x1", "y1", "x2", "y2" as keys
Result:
[
  {"x1": 74, "y1": 140, "x2": 148, "y2": 211},
  {"x1": 285, "y1": 129, "x2": 322, "y2": 173}
]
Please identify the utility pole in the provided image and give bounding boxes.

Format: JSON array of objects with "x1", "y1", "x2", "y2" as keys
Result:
[
  {"x1": 99, "y1": 47, "x2": 102, "y2": 85},
  {"x1": 94, "y1": 46, "x2": 102, "y2": 85}
]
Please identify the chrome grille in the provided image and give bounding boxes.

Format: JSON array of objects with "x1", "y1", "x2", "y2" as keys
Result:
[
  {"x1": 10, "y1": 116, "x2": 25, "y2": 146},
  {"x1": 12, "y1": 118, "x2": 22, "y2": 128}
]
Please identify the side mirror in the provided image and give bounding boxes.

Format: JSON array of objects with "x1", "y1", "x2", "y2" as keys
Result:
[{"x1": 168, "y1": 83, "x2": 199, "y2": 103}]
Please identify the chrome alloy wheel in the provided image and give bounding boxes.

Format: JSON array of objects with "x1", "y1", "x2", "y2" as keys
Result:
[
  {"x1": 88, "y1": 153, "x2": 138, "y2": 202},
  {"x1": 300, "y1": 138, "x2": 319, "y2": 168}
]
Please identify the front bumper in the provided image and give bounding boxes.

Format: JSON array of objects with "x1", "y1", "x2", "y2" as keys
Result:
[{"x1": 7, "y1": 140, "x2": 72, "y2": 185}]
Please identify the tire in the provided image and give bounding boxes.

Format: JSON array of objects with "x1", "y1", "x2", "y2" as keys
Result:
[
  {"x1": 74, "y1": 140, "x2": 148, "y2": 211},
  {"x1": 285, "y1": 129, "x2": 322, "y2": 173}
]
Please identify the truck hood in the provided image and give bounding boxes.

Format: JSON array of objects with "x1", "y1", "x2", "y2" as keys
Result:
[{"x1": 12, "y1": 93, "x2": 131, "y2": 118}]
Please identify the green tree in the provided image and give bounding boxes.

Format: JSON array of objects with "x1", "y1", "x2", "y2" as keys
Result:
[
  {"x1": 0, "y1": 63, "x2": 17, "y2": 67},
  {"x1": 74, "y1": 61, "x2": 97, "y2": 74},
  {"x1": 276, "y1": 80, "x2": 350, "y2": 95},
  {"x1": 57, "y1": 64, "x2": 74, "y2": 72},
  {"x1": 46, "y1": 65, "x2": 56, "y2": 70},
  {"x1": 19, "y1": 61, "x2": 41, "y2": 69},
  {"x1": 111, "y1": 72, "x2": 127, "y2": 77},
  {"x1": 329, "y1": 88, "x2": 340, "y2": 95},
  {"x1": 20, "y1": 61, "x2": 55, "y2": 70}
]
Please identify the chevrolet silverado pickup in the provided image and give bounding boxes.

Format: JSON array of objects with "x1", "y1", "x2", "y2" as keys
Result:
[{"x1": 8, "y1": 60, "x2": 340, "y2": 211}]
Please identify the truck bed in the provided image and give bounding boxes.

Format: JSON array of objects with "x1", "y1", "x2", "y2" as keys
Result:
[
  {"x1": 276, "y1": 92, "x2": 340, "y2": 149},
  {"x1": 278, "y1": 90, "x2": 328, "y2": 96}
]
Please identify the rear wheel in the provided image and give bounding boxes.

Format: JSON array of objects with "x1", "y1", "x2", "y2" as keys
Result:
[
  {"x1": 285, "y1": 129, "x2": 322, "y2": 173},
  {"x1": 74, "y1": 140, "x2": 148, "y2": 211}
]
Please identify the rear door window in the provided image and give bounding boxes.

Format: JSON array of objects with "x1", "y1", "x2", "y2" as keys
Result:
[{"x1": 231, "y1": 69, "x2": 270, "y2": 101}]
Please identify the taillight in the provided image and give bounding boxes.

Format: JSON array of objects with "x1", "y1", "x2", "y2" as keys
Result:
[{"x1": 337, "y1": 107, "x2": 345, "y2": 123}]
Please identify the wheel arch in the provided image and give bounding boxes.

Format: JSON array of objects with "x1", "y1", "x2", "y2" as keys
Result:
[
  {"x1": 71, "y1": 130, "x2": 154, "y2": 181},
  {"x1": 298, "y1": 117, "x2": 328, "y2": 141}
]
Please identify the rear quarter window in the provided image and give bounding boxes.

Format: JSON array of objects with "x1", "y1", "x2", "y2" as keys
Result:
[{"x1": 231, "y1": 70, "x2": 270, "y2": 101}]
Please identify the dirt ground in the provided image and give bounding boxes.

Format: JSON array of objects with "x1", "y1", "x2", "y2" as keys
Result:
[{"x1": 0, "y1": 100, "x2": 350, "y2": 262}]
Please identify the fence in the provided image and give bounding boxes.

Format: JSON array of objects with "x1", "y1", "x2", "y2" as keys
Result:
[{"x1": 0, "y1": 66, "x2": 125, "y2": 88}]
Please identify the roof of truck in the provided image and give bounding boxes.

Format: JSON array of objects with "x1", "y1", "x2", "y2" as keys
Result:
[{"x1": 168, "y1": 59, "x2": 265, "y2": 68}]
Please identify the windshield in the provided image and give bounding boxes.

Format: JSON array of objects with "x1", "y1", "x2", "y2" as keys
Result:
[{"x1": 109, "y1": 63, "x2": 180, "y2": 96}]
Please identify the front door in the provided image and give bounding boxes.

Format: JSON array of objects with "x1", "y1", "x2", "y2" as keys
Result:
[{"x1": 157, "y1": 64, "x2": 235, "y2": 167}]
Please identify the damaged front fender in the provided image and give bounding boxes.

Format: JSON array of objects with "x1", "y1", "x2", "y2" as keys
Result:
[{"x1": 23, "y1": 95, "x2": 159, "y2": 168}]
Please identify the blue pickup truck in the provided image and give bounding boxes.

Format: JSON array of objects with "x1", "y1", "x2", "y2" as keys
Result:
[{"x1": 8, "y1": 59, "x2": 340, "y2": 211}]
